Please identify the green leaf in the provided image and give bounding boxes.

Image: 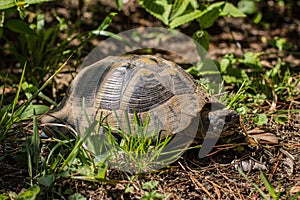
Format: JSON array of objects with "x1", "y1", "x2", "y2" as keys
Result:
[
  {"x1": 256, "y1": 113, "x2": 268, "y2": 125},
  {"x1": 169, "y1": 9, "x2": 203, "y2": 29},
  {"x1": 95, "y1": 164, "x2": 108, "y2": 179},
  {"x1": 15, "y1": 185, "x2": 40, "y2": 200},
  {"x1": 237, "y1": 0, "x2": 257, "y2": 15},
  {"x1": 37, "y1": 174, "x2": 55, "y2": 187},
  {"x1": 6, "y1": 19, "x2": 38, "y2": 37},
  {"x1": 0, "y1": 0, "x2": 14, "y2": 10},
  {"x1": 125, "y1": 186, "x2": 134, "y2": 193},
  {"x1": 193, "y1": 29, "x2": 210, "y2": 51},
  {"x1": 170, "y1": 0, "x2": 190, "y2": 20},
  {"x1": 0, "y1": 28, "x2": 3, "y2": 38},
  {"x1": 0, "y1": 194, "x2": 9, "y2": 200},
  {"x1": 142, "y1": 181, "x2": 159, "y2": 190},
  {"x1": 68, "y1": 193, "x2": 86, "y2": 200},
  {"x1": 142, "y1": 191, "x2": 166, "y2": 200},
  {"x1": 20, "y1": 104, "x2": 49, "y2": 119},
  {"x1": 222, "y1": 68, "x2": 249, "y2": 84},
  {"x1": 220, "y1": 58, "x2": 231, "y2": 73},
  {"x1": 60, "y1": 121, "x2": 98, "y2": 170},
  {"x1": 221, "y1": 2, "x2": 246, "y2": 17},
  {"x1": 138, "y1": 0, "x2": 172, "y2": 25},
  {"x1": 22, "y1": 82, "x2": 57, "y2": 106},
  {"x1": 273, "y1": 115, "x2": 287, "y2": 124},
  {"x1": 36, "y1": 13, "x2": 45, "y2": 32},
  {"x1": 208, "y1": 1, "x2": 225, "y2": 10},
  {"x1": 236, "y1": 105, "x2": 248, "y2": 116},
  {"x1": 189, "y1": 0, "x2": 198, "y2": 9},
  {"x1": 97, "y1": 12, "x2": 117, "y2": 31},
  {"x1": 271, "y1": 36, "x2": 290, "y2": 51},
  {"x1": 0, "y1": 0, "x2": 54, "y2": 10},
  {"x1": 114, "y1": 0, "x2": 123, "y2": 11},
  {"x1": 253, "y1": 11, "x2": 262, "y2": 24},
  {"x1": 199, "y1": 7, "x2": 220, "y2": 29},
  {"x1": 239, "y1": 52, "x2": 262, "y2": 69}
]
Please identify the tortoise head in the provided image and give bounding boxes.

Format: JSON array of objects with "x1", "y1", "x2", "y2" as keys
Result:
[
  {"x1": 198, "y1": 102, "x2": 240, "y2": 139},
  {"x1": 39, "y1": 101, "x2": 76, "y2": 138}
]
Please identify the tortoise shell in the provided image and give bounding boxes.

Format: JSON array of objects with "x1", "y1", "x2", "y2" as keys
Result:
[
  {"x1": 41, "y1": 55, "x2": 238, "y2": 141},
  {"x1": 41, "y1": 55, "x2": 208, "y2": 138}
]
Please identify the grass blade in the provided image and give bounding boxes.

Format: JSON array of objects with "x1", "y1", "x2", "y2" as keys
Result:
[
  {"x1": 60, "y1": 121, "x2": 97, "y2": 170},
  {"x1": 32, "y1": 114, "x2": 40, "y2": 171},
  {"x1": 260, "y1": 171, "x2": 279, "y2": 199},
  {"x1": 11, "y1": 62, "x2": 26, "y2": 116},
  {"x1": 238, "y1": 168, "x2": 270, "y2": 200}
]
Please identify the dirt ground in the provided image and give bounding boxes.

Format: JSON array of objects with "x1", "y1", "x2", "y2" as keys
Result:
[{"x1": 1, "y1": 0, "x2": 300, "y2": 199}]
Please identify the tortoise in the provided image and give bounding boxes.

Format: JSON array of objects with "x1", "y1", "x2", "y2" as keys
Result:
[{"x1": 41, "y1": 54, "x2": 239, "y2": 150}]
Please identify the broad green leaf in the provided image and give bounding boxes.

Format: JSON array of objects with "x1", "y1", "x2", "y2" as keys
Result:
[
  {"x1": 0, "y1": 0, "x2": 14, "y2": 10},
  {"x1": 170, "y1": 0, "x2": 190, "y2": 20},
  {"x1": 37, "y1": 175, "x2": 55, "y2": 187},
  {"x1": 169, "y1": 9, "x2": 203, "y2": 29},
  {"x1": 220, "y1": 58, "x2": 231, "y2": 73},
  {"x1": 256, "y1": 113, "x2": 268, "y2": 125},
  {"x1": 138, "y1": 0, "x2": 172, "y2": 25},
  {"x1": 221, "y1": 2, "x2": 246, "y2": 17},
  {"x1": 222, "y1": 68, "x2": 249, "y2": 84},
  {"x1": 238, "y1": 0, "x2": 257, "y2": 15},
  {"x1": 0, "y1": 194, "x2": 9, "y2": 200},
  {"x1": 199, "y1": 7, "x2": 220, "y2": 29},
  {"x1": 239, "y1": 52, "x2": 262, "y2": 69},
  {"x1": 6, "y1": 19, "x2": 38, "y2": 37},
  {"x1": 198, "y1": 1, "x2": 225, "y2": 29},
  {"x1": 15, "y1": 185, "x2": 40, "y2": 200}
]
